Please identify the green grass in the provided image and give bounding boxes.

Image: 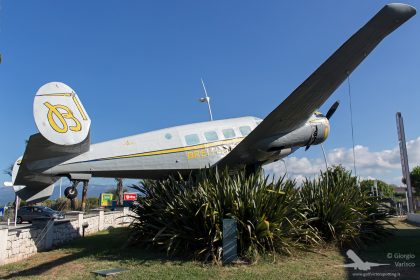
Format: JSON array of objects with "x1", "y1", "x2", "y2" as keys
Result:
[{"x1": 1, "y1": 219, "x2": 419, "y2": 280}]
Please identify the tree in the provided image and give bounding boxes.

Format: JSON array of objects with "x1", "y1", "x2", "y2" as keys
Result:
[
  {"x1": 80, "y1": 181, "x2": 89, "y2": 212},
  {"x1": 410, "y1": 166, "x2": 420, "y2": 195},
  {"x1": 115, "y1": 178, "x2": 124, "y2": 206},
  {"x1": 359, "y1": 179, "x2": 395, "y2": 198}
]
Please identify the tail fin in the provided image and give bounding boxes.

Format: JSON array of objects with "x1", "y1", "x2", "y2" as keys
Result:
[
  {"x1": 13, "y1": 82, "x2": 91, "y2": 203},
  {"x1": 34, "y1": 82, "x2": 91, "y2": 145}
]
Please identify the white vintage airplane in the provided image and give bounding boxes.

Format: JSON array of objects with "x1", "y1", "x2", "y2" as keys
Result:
[{"x1": 7, "y1": 3, "x2": 416, "y2": 203}]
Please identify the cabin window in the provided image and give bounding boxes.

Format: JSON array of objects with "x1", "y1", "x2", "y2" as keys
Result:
[
  {"x1": 239, "y1": 126, "x2": 252, "y2": 136},
  {"x1": 185, "y1": 134, "x2": 200, "y2": 145},
  {"x1": 164, "y1": 133, "x2": 172, "y2": 140},
  {"x1": 204, "y1": 131, "x2": 219, "y2": 142},
  {"x1": 222, "y1": 128, "x2": 236, "y2": 139}
]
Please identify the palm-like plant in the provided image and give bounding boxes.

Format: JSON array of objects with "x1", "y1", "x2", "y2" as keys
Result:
[
  {"x1": 300, "y1": 165, "x2": 392, "y2": 246},
  {"x1": 4, "y1": 163, "x2": 13, "y2": 177},
  {"x1": 129, "y1": 168, "x2": 320, "y2": 261}
]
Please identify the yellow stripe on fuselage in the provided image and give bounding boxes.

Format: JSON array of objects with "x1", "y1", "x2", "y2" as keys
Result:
[{"x1": 101, "y1": 137, "x2": 245, "y2": 161}]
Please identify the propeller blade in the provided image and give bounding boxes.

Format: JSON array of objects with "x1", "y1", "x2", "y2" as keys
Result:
[{"x1": 325, "y1": 101, "x2": 340, "y2": 120}]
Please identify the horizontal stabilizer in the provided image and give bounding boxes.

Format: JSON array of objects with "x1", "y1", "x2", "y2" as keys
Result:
[
  {"x1": 9, "y1": 157, "x2": 57, "y2": 203},
  {"x1": 14, "y1": 184, "x2": 55, "y2": 204}
]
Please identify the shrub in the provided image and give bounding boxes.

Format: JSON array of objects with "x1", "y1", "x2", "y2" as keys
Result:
[
  {"x1": 86, "y1": 197, "x2": 99, "y2": 210},
  {"x1": 40, "y1": 197, "x2": 98, "y2": 212},
  {"x1": 129, "y1": 168, "x2": 320, "y2": 261},
  {"x1": 300, "y1": 165, "x2": 392, "y2": 246},
  {"x1": 47, "y1": 197, "x2": 70, "y2": 211}
]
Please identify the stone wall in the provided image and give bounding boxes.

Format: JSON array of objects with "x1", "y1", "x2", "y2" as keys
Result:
[
  {"x1": 4, "y1": 227, "x2": 41, "y2": 264},
  {"x1": 0, "y1": 208, "x2": 133, "y2": 265}
]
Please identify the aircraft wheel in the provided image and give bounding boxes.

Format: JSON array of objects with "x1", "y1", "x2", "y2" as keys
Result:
[{"x1": 64, "y1": 187, "x2": 78, "y2": 200}]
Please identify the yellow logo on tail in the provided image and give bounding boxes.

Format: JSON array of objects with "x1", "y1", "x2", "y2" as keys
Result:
[{"x1": 44, "y1": 102, "x2": 82, "y2": 133}]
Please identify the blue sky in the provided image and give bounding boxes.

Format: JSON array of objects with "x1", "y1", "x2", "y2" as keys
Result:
[{"x1": 1, "y1": 1, "x2": 420, "y2": 191}]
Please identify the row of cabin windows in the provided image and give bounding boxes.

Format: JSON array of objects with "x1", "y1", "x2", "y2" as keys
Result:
[{"x1": 184, "y1": 125, "x2": 252, "y2": 146}]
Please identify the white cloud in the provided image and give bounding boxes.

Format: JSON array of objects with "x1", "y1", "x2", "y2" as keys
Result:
[{"x1": 264, "y1": 136, "x2": 420, "y2": 185}]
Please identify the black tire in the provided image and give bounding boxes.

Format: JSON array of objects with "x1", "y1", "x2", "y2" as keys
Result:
[
  {"x1": 16, "y1": 216, "x2": 23, "y2": 224},
  {"x1": 64, "y1": 187, "x2": 78, "y2": 199}
]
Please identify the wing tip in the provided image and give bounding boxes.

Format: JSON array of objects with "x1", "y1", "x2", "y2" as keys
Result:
[{"x1": 385, "y1": 3, "x2": 416, "y2": 19}]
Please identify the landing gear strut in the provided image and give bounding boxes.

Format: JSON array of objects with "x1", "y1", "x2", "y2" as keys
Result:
[{"x1": 245, "y1": 164, "x2": 261, "y2": 176}]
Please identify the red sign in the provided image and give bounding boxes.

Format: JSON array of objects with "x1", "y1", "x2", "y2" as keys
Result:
[{"x1": 123, "y1": 192, "x2": 137, "y2": 201}]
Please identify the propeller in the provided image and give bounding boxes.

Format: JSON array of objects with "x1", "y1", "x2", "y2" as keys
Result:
[
  {"x1": 325, "y1": 101, "x2": 340, "y2": 120},
  {"x1": 305, "y1": 101, "x2": 340, "y2": 151}
]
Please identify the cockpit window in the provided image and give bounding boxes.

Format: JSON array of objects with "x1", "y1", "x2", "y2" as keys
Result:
[
  {"x1": 204, "y1": 131, "x2": 219, "y2": 142},
  {"x1": 222, "y1": 128, "x2": 236, "y2": 139},
  {"x1": 185, "y1": 134, "x2": 200, "y2": 146}
]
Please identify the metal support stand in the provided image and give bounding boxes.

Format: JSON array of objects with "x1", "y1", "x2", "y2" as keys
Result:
[
  {"x1": 14, "y1": 196, "x2": 19, "y2": 227},
  {"x1": 222, "y1": 218, "x2": 238, "y2": 264}
]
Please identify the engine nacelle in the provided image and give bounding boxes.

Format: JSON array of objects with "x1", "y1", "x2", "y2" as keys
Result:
[{"x1": 266, "y1": 119, "x2": 329, "y2": 151}]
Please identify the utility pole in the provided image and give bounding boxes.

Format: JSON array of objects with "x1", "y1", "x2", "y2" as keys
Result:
[{"x1": 396, "y1": 112, "x2": 414, "y2": 213}]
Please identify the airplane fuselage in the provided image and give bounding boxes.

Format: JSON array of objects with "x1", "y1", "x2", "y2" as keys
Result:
[{"x1": 44, "y1": 114, "x2": 329, "y2": 180}]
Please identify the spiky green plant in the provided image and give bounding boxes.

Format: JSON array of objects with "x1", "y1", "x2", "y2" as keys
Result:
[
  {"x1": 300, "y1": 165, "x2": 392, "y2": 246},
  {"x1": 129, "y1": 168, "x2": 320, "y2": 261}
]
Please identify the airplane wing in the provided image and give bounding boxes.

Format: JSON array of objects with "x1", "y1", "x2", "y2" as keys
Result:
[
  {"x1": 364, "y1": 262, "x2": 389, "y2": 267},
  {"x1": 217, "y1": 3, "x2": 416, "y2": 167},
  {"x1": 341, "y1": 263, "x2": 358, "y2": 268}
]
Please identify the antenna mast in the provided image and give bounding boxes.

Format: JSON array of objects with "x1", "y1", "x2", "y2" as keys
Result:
[{"x1": 200, "y1": 78, "x2": 213, "y2": 121}]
